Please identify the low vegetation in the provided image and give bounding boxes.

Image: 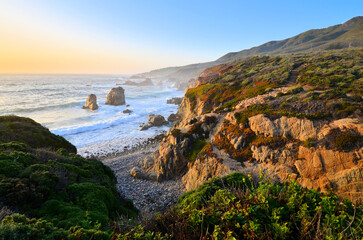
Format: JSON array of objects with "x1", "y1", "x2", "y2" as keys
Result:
[
  {"x1": 0, "y1": 116, "x2": 76, "y2": 153},
  {"x1": 185, "y1": 48, "x2": 362, "y2": 115},
  {"x1": 112, "y1": 172, "x2": 363, "y2": 239},
  {"x1": 0, "y1": 116, "x2": 138, "y2": 239},
  {"x1": 185, "y1": 139, "x2": 208, "y2": 161}
]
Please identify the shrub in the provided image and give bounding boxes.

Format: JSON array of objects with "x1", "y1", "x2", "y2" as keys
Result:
[
  {"x1": 148, "y1": 172, "x2": 363, "y2": 240},
  {"x1": 331, "y1": 130, "x2": 362, "y2": 151},
  {"x1": 185, "y1": 140, "x2": 208, "y2": 161},
  {"x1": 0, "y1": 116, "x2": 138, "y2": 235},
  {"x1": 0, "y1": 116, "x2": 76, "y2": 153}
]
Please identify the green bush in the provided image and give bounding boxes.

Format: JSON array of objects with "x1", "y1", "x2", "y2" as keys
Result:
[
  {"x1": 0, "y1": 116, "x2": 138, "y2": 235},
  {"x1": 332, "y1": 131, "x2": 362, "y2": 151},
  {"x1": 148, "y1": 172, "x2": 363, "y2": 240},
  {"x1": 0, "y1": 116, "x2": 76, "y2": 153},
  {"x1": 185, "y1": 140, "x2": 208, "y2": 161},
  {"x1": 0, "y1": 214, "x2": 112, "y2": 240}
]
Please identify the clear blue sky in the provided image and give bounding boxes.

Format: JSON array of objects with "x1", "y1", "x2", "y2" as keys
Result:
[{"x1": 0, "y1": 0, "x2": 361, "y2": 74}]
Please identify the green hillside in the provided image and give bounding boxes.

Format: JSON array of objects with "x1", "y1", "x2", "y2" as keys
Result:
[
  {"x1": 0, "y1": 116, "x2": 138, "y2": 239},
  {"x1": 142, "y1": 16, "x2": 363, "y2": 81}
]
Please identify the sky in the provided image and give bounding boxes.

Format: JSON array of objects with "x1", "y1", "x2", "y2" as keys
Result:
[{"x1": 0, "y1": 0, "x2": 361, "y2": 74}]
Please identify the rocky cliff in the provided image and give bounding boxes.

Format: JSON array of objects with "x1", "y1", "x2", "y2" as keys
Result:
[{"x1": 144, "y1": 48, "x2": 363, "y2": 202}]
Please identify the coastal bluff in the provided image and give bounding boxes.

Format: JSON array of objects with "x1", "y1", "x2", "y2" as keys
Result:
[
  {"x1": 144, "y1": 48, "x2": 363, "y2": 203},
  {"x1": 82, "y1": 94, "x2": 99, "y2": 110}
]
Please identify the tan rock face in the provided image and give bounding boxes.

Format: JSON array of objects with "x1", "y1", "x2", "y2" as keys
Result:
[
  {"x1": 295, "y1": 146, "x2": 363, "y2": 202},
  {"x1": 153, "y1": 135, "x2": 189, "y2": 181},
  {"x1": 177, "y1": 96, "x2": 212, "y2": 125},
  {"x1": 249, "y1": 114, "x2": 316, "y2": 141},
  {"x1": 182, "y1": 155, "x2": 230, "y2": 191},
  {"x1": 82, "y1": 94, "x2": 98, "y2": 110},
  {"x1": 105, "y1": 87, "x2": 125, "y2": 106},
  {"x1": 318, "y1": 118, "x2": 363, "y2": 140}
]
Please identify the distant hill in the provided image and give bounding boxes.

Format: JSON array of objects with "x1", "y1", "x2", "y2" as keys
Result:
[{"x1": 140, "y1": 16, "x2": 363, "y2": 81}]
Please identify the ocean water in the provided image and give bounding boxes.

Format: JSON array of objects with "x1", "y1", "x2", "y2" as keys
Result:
[{"x1": 0, "y1": 74, "x2": 183, "y2": 157}]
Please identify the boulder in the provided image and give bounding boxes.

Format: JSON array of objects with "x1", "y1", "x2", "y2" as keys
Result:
[
  {"x1": 130, "y1": 167, "x2": 143, "y2": 179},
  {"x1": 140, "y1": 124, "x2": 151, "y2": 131},
  {"x1": 167, "y1": 113, "x2": 178, "y2": 122},
  {"x1": 82, "y1": 94, "x2": 98, "y2": 110},
  {"x1": 123, "y1": 109, "x2": 132, "y2": 114},
  {"x1": 105, "y1": 87, "x2": 125, "y2": 106},
  {"x1": 167, "y1": 97, "x2": 183, "y2": 105},
  {"x1": 182, "y1": 155, "x2": 230, "y2": 191},
  {"x1": 148, "y1": 114, "x2": 168, "y2": 126},
  {"x1": 143, "y1": 156, "x2": 154, "y2": 169}
]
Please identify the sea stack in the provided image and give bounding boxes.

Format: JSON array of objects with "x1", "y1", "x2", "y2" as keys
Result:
[
  {"x1": 105, "y1": 87, "x2": 125, "y2": 106},
  {"x1": 82, "y1": 94, "x2": 98, "y2": 110}
]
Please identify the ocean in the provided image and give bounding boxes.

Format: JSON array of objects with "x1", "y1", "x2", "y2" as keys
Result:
[{"x1": 0, "y1": 74, "x2": 183, "y2": 157}]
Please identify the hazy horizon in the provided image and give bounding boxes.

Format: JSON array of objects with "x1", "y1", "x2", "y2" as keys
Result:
[{"x1": 0, "y1": 0, "x2": 361, "y2": 75}]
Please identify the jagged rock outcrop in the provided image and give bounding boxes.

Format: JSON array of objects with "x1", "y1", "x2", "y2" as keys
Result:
[
  {"x1": 251, "y1": 145, "x2": 297, "y2": 179},
  {"x1": 153, "y1": 134, "x2": 189, "y2": 181},
  {"x1": 177, "y1": 96, "x2": 213, "y2": 123},
  {"x1": 296, "y1": 146, "x2": 363, "y2": 202},
  {"x1": 318, "y1": 118, "x2": 363, "y2": 139},
  {"x1": 82, "y1": 94, "x2": 98, "y2": 110},
  {"x1": 249, "y1": 114, "x2": 317, "y2": 141},
  {"x1": 182, "y1": 154, "x2": 229, "y2": 191},
  {"x1": 152, "y1": 114, "x2": 219, "y2": 181},
  {"x1": 105, "y1": 87, "x2": 125, "y2": 106}
]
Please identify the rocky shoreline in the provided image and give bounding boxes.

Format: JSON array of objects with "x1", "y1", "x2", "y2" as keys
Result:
[{"x1": 100, "y1": 135, "x2": 185, "y2": 214}]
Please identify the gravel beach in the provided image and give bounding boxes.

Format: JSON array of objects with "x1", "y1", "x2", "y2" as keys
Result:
[{"x1": 100, "y1": 137, "x2": 185, "y2": 214}]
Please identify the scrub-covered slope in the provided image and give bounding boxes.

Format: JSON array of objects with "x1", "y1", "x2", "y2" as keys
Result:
[
  {"x1": 147, "y1": 48, "x2": 363, "y2": 202},
  {"x1": 0, "y1": 116, "x2": 138, "y2": 239},
  {"x1": 141, "y1": 16, "x2": 363, "y2": 81}
]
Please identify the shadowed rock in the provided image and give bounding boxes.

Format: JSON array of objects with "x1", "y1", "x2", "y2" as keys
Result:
[
  {"x1": 167, "y1": 113, "x2": 178, "y2": 122},
  {"x1": 148, "y1": 114, "x2": 168, "y2": 126},
  {"x1": 123, "y1": 109, "x2": 132, "y2": 114}
]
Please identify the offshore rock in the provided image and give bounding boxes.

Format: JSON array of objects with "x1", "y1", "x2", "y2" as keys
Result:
[
  {"x1": 123, "y1": 109, "x2": 132, "y2": 114},
  {"x1": 148, "y1": 114, "x2": 168, "y2": 126},
  {"x1": 167, "y1": 97, "x2": 183, "y2": 105},
  {"x1": 105, "y1": 87, "x2": 125, "y2": 106},
  {"x1": 82, "y1": 94, "x2": 98, "y2": 110}
]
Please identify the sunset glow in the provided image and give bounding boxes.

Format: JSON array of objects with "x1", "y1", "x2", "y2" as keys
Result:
[{"x1": 0, "y1": 0, "x2": 361, "y2": 74}]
